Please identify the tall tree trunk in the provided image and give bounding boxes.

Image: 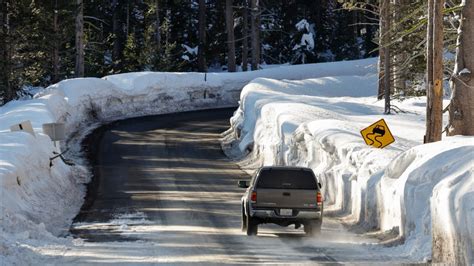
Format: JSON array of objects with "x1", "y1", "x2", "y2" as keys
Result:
[
  {"x1": 426, "y1": 0, "x2": 434, "y2": 121},
  {"x1": 377, "y1": 54, "x2": 385, "y2": 99},
  {"x1": 75, "y1": 0, "x2": 84, "y2": 77},
  {"x1": 0, "y1": 0, "x2": 12, "y2": 102},
  {"x1": 52, "y1": 0, "x2": 60, "y2": 83},
  {"x1": 382, "y1": 0, "x2": 391, "y2": 114},
  {"x1": 241, "y1": 1, "x2": 249, "y2": 72},
  {"x1": 393, "y1": 0, "x2": 407, "y2": 94},
  {"x1": 112, "y1": 0, "x2": 121, "y2": 71},
  {"x1": 377, "y1": 0, "x2": 385, "y2": 100},
  {"x1": 155, "y1": 0, "x2": 161, "y2": 52},
  {"x1": 448, "y1": 1, "x2": 474, "y2": 136},
  {"x1": 255, "y1": 1, "x2": 261, "y2": 66},
  {"x1": 165, "y1": 9, "x2": 170, "y2": 47},
  {"x1": 425, "y1": 0, "x2": 443, "y2": 143},
  {"x1": 125, "y1": 2, "x2": 130, "y2": 37},
  {"x1": 250, "y1": 0, "x2": 260, "y2": 70},
  {"x1": 352, "y1": 10, "x2": 359, "y2": 39},
  {"x1": 197, "y1": 0, "x2": 207, "y2": 72},
  {"x1": 226, "y1": 0, "x2": 236, "y2": 72}
]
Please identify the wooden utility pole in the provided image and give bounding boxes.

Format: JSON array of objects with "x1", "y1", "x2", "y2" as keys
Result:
[
  {"x1": 241, "y1": 1, "x2": 249, "y2": 72},
  {"x1": 75, "y1": 0, "x2": 84, "y2": 77},
  {"x1": 448, "y1": 0, "x2": 474, "y2": 136},
  {"x1": 250, "y1": 0, "x2": 260, "y2": 70},
  {"x1": 425, "y1": 0, "x2": 443, "y2": 143},
  {"x1": 226, "y1": 0, "x2": 236, "y2": 72},
  {"x1": 198, "y1": 0, "x2": 207, "y2": 72}
]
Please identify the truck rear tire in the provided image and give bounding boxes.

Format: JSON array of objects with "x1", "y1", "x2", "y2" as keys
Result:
[
  {"x1": 241, "y1": 206, "x2": 247, "y2": 232},
  {"x1": 246, "y1": 215, "x2": 258, "y2": 236},
  {"x1": 304, "y1": 220, "x2": 321, "y2": 236}
]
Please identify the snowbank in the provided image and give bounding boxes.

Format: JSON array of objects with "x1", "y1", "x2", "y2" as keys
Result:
[
  {"x1": 223, "y1": 75, "x2": 474, "y2": 264},
  {"x1": 0, "y1": 58, "x2": 376, "y2": 263}
]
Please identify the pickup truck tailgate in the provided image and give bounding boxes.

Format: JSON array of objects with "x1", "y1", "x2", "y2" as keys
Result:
[{"x1": 255, "y1": 189, "x2": 317, "y2": 209}]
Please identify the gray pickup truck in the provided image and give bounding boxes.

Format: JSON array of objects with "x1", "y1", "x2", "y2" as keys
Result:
[{"x1": 238, "y1": 166, "x2": 323, "y2": 236}]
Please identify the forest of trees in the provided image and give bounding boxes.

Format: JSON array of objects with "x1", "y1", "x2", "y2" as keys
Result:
[
  {"x1": 0, "y1": 0, "x2": 472, "y2": 138},
  {"x1": 1, "y1": 0, "x2": 381, "y2": 104}
]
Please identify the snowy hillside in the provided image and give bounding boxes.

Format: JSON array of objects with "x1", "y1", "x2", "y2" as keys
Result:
[{"x1": 222, "y1": 75, "x2": 473, "y2": 264}]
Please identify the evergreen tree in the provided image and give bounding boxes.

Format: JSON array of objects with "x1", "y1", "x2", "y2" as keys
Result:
[{"x1": 0, "y1": 0, "x2": 398, "y2": 104}]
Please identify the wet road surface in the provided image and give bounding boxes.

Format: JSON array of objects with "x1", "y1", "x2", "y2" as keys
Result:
[{"x1": 65, "y1": 108, "x2": 401, "y2": 265}]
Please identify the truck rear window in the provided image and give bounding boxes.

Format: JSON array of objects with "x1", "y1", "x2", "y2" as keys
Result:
[{"x1": 256, "y1": 169, "x2": 317, "y2": 189}]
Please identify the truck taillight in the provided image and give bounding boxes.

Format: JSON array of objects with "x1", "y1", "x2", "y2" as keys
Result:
[
  {"x1": 251, "y1": 191, "x2": 257, "y2": 203},
  {"x1": 317, "y1": 192, "x2": 323, "y2": 205}
]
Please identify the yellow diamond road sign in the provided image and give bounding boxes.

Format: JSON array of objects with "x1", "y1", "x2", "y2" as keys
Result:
[{"x1": 360, "y1": 119, "x2": 395, "y2": 149}]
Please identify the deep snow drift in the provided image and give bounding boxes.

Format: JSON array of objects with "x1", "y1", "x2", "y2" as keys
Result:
[
  {"x1": 0, "y1": 59, "x2": 378, "y2": 264},
  {"x1": 222, "y1": 75, "x2": 473, "y2": 264}
]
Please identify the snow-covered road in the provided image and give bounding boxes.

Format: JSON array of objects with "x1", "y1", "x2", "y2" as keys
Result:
[{"x1": 31, "y1": 108, "x2": 413, "y2": 264}]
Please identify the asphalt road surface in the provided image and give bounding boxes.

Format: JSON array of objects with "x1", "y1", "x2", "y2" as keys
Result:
[{"x1": 67, "y1": 108, "x2": 402, "y2": 265}]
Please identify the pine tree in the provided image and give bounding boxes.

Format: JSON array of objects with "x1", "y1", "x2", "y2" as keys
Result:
[{"x1": 0, "y1": 0, "x2": 410, "y2": 104}]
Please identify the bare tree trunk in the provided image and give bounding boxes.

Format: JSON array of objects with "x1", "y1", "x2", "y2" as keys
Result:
[
  {"x1": 255, "y1": 1, "x2": 261, "y2": 67},
  {"x1": 165, "y1": 9, "x2": 170, "y2": 47},
  {"x1": 378, "y1": 54, "x2": 385, "y2": 99},
  {"x1": 0, "y1": 0, "x2": 12, "y2": 102},
  {"x1": 250, "y1": 0, "x2": 260, "y2": 70},
  {"x1": 75, "y1": 0, "x2": 84, "y2": 77},
  {"x1": 382, "y1": 0, "x2": 391, "y2": 114},
  {"x1": 226, "y1": 0, "x2": 236, "y2": 72},
  {"x1": 155, "y1": 0, "x2": 161, "y2": 52},
  {"x1": 426, "y1": 0, "x2": 434, "y2": 117},
  {"x1": 198, "y1": 0, "x2": 207, "y2": 72},
  {"x1": 352, "y1": 9, "x2": 359, "y2": 40},
  {"x1": 125, "y1": 2, "x2": 130, "y2": 37},
  {"x1": 112, "y1": 0, "x2": 121, "y2": 70},
  {"x1": 425, "y1": 0, "x2": 443, "y2": 143},
  {"x1": 448, "y1": 1, "x2": 474, "y2": 136},
  {"x1": 393, "y1": 0, "x2": 406, "y2": 94},
  {"x1": 242, "y1": 1, "x2": 249, "y2": 72},
  {"x1": 377, "y1": 0, "x2": 385, "y2": 100},
  {"x1": 52, "y1": 0, "x2": 60, "y2": 83}
]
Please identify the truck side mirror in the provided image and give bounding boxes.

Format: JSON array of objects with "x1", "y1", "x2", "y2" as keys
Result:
[
  {"x1": 318, "y1": 182, "x2": 322, "y2": 189},
  {"x1": 238, "y1": 180, "x2": 249, "y2": 188}
]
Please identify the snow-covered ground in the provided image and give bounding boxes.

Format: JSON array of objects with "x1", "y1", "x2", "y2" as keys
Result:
[
  {"x1": 222, "y1": 73, "x2": 473, "y2": 264},
  {"x1": 1, "y1": 57, "x2": 472, "y2": 264},
  {"x1": 0, "y1": 59, "x2": 381, "y2": 264}
]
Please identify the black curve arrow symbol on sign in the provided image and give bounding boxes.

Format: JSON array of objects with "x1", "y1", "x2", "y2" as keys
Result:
[
  {"x1": 366, "y1": 133, "x2": 384, "y2": 148},
  {"x1": 373, "y1": 135, "x2": 383, "y2": 147}
]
